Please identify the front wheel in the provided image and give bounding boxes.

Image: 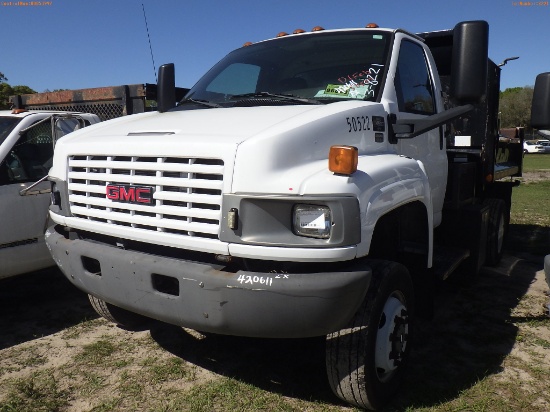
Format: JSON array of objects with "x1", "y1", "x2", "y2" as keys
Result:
[
  {"x1": 88, "y1": 294, "x2": 151, "y2": 330},
  {"x1": 326, "y1": 260, "x2": 414, "y2": 410}
]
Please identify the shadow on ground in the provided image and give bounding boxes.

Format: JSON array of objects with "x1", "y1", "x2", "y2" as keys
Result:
[
  {"x1": 149, "y1": 226, "x2": 546, "y2": 410},
  {"x1": 507, "y1": 223, "x2": 550, "y2": 256},
  {"x1": 392, "y1": 254, "x2": 544, "y2": 410},
  {"x1": 0, "y1": 267, "x2": 97, "y2": 350},
  {"x1": 150, "y1": 326, "x2": 338, "y2": 404}
]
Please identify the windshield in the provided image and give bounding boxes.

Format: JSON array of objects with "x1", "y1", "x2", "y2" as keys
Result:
[
  {"x1": 0, "y1": 117, "x2": 22, "y2": 146},
  {"x1": 182, "y1": 30, "x2": 390, "y2": 106}
]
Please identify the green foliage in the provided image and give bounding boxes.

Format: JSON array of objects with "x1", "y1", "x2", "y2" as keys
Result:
[
  {"x1": 0, "y1": 71, "x2": 36, "y2": 109},
  {"x1": 11, "y1": 85, "x2": 35, "y2": 95},
  {"x1": 0, "y1": 83, "x2": 38, "y2": 110},
  {"x1": 499, "y1": 86, "x2": 534, "y2": 131}
]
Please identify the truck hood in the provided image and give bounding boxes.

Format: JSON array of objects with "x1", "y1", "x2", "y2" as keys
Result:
[
  {"x1": 50, "y1": 101, "x2": 389, "y2": 194},
  {"x1": 56, "y1": 105, "x2": 321, "y2": 145}
]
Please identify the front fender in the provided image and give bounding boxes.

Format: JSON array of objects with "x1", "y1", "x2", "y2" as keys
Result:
[
  {"x1": 296, "y1": 154, "x2": 433, "y2": 265},
  {"x1": 354, "y1": 155, "x2": 433, "y2": 264}
]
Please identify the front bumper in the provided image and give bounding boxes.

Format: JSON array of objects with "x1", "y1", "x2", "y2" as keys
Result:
[{"x1": 46, "y1": 225, "x2": 371, "y2": 338}]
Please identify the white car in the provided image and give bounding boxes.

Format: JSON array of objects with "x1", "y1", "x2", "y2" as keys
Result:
[
  {"x1": 0, "y1": 109, "x2": 100, "y2": 279},
  {"x1": 535, "y1": 139, "x2": 550, "y2": 153},
  {"x1": 524, "y1": 140, "x2": 545, "y2": 153}
]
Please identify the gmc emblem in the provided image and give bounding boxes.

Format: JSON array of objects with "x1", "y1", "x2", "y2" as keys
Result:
[{"x1": 106, "y1": 184, "x2": 155, "y2": 205}]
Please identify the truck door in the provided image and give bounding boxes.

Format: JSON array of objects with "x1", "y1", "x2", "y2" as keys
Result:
[
  {"x1": 0, "y1": 117, "x2": 53, "y2": 277},
  {"x1": 0, "y1": 116, "x2": 86, "y2": 278},
  {"x1": 392, "y1": 38, "x2": 447, "y2": 226}
]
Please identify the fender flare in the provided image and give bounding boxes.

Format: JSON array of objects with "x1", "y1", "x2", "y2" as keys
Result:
[{"x1": 355, "y1": 158, "x2": 434, "y2": 267}]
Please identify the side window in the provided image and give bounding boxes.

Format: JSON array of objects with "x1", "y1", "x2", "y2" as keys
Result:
[
  {"x1": 0, "y1": 120, "x2": 53, "y2": 185},
  {"x1": 395, "y1": 40, "x2": 435, "y2": 114}
]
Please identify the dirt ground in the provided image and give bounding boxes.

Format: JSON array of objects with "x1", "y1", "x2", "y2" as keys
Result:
[{"x1": 0, "y1": 239, "x2": 549, "y2": 410}]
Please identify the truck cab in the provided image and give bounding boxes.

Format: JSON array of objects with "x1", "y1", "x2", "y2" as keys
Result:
[{"x1": 0, "y1": 110, "x2": 100, "y2": 278}]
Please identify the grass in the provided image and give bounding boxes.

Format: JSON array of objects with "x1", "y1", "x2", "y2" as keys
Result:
[
  {"x1": 522, "y1": 153, "x2": 550, "y2": 172},
  {"x1": 507, "y1": 154, "x2": 550, "y2": 255},
  {"x1": 0, "y1": 371, "x2": 69, "y2": 412}
]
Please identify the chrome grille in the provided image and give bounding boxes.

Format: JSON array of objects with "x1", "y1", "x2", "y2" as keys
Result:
[{"x1": 67, "y1": 155, "x2": 224, "y2": 239}]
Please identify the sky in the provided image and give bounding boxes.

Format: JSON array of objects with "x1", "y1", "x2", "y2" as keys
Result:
[{"x1": 1, "y1": 0, "x2": 549, "y2": 94}]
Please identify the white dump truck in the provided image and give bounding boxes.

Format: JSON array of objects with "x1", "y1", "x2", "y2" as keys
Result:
[
  {"x1": 45, "y1": 20, "x2": 550, "y2": 409},
  {"x1": 0, "y1": 110, "x2": 100, "y2": 279}
]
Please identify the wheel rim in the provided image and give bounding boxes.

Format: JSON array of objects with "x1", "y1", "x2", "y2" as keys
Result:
[{"x1": 374, "y1": 294, "x2": 409, "y2": 383}]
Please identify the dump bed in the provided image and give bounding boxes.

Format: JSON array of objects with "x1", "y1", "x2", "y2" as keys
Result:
[{"x1": 418, "y1": 28, "x2": 523, "y2": 186}]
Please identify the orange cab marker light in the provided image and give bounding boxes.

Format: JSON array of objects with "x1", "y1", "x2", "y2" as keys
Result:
[
  {"x1": 366, "y1": 23, "x2": 379, "y2": 28},
  {"x1": 277, "y1": 32, "x2": 289, "y2": 37},
  {"x1": 11, "y1": 108, "x2": 27, "y2": 114},
  {"x1": 293, "y1": 28, "x2": 306, "y2": 34},
  {"x1": 329, "y1": 145, "x2": 358, "y2": 175},
  {"x1": 312, "y1": 26, "x2": 325, "y2": 32},
  {"x1": 243, "y1": 42, "x2": 253, "y2": 47}
]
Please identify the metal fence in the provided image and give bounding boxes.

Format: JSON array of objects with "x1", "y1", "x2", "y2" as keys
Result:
[{"x1": 10, "y1": 84, "x2": 153, "y2": 121}]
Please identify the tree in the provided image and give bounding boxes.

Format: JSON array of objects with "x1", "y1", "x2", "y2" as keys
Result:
[
  {"x1": 499, "y1": 86, "x2": 534, "y2": 132},
  {"x1": 0, "y1": 82, "x2": 14, "y2": 109},
  {"x1": 0, "y1": 72, "x2": 36, "y2": 109}
]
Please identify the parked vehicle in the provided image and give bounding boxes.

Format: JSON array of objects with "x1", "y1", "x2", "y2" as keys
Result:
[
  {"x1": 45, "y1": 21, "x2": 549, "y2": 410},
  {"x1": 535, "y1": 139, "x2": 550, "y2": 153},
  {"x1": 0, "y1": 110, "x2": 100, "y2": 279},
  {"x1": 524, "y1": 140, "x2": 545, "y2": 153}
]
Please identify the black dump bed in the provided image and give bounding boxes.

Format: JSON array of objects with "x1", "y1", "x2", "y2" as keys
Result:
[{"x1": 418, "y1": 28, "x2": 523, "y2": 186}]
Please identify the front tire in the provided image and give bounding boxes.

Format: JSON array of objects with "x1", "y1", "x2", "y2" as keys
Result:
[
  {"x1": 326, "y1": 260, "x2": 414, "y2": 410},
  {"x1": 89, "y1": 294, "x2": 151, "y2": 330}
]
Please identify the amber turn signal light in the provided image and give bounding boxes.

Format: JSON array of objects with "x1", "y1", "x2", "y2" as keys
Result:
[{"x1": 329, "y1": 145, "x2": 358, "y2": 175}]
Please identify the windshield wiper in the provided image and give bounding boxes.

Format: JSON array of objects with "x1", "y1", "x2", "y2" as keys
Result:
[
  {"x1": 230, "y1": 92, "x2": 323, "y2": 105},
  {"x1": 178, "y1": 98, "x2": 222, "y2": 108}
]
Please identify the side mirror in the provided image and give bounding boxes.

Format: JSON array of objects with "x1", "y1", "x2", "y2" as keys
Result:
[
  {"x1": 157, "y1": 63, "x2": 176, "y2": 113},
  {"x1": 451, "y1": 20, "x2": 488, "y2": 104},
  {"x1": 531, "y1": 72, "x2": 550, "y2": 130}
]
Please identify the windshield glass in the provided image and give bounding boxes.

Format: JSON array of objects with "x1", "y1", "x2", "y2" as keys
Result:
[
  {"x1": 0, "y1": 117, "x2": 22, "y2": 146},
  {"x1": 183, "y1": 30, "x2": 390, "y2": 106}
]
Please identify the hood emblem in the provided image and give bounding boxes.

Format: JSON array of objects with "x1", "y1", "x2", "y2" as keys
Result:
[{"x1": 106, "y1": 184, "x2": 155, "y2": 205}]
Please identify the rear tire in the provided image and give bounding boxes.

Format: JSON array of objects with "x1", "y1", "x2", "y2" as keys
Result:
[
  {"x1": 88, "y1": 294, "x2": 150, "y2": 330},
  {"x1": 484, "y1": 198, "x2": 507, "y2": 266},
  {"x1": 326, "y1": 260, "x2": 414, "y2": 410}
]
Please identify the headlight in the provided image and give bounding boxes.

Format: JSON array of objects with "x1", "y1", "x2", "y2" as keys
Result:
[{"x1": 292, "y1": 204, "x2": 332, "y2": 239}]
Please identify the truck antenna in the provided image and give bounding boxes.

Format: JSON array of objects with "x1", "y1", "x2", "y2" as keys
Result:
[{"x1": 142, "y1": 2, "x2": 157, "y2": 82}]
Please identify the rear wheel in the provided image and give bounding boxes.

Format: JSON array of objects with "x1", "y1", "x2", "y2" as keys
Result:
[
  {"x1": 484, "y1": 198, "x2": 507, "y2": 266},
  {"x1": 88, "y1": 294, "x2": 151, "y2": 330},
  {"x1": 326, "y1": 260, "x2": 414, "y2": 410}
]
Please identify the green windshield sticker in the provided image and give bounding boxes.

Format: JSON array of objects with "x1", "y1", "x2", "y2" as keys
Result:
[
  {"x1": 316, "y1": 84, "x2": 372, "y2": 99},
  {"x1": 324, "y1": 84, "x2": 349, "y2": 97}
]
